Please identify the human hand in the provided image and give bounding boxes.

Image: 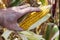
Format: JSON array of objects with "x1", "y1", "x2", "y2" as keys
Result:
[{"x1": 0, "y1": 4, "x2": 41, "y2": 31}]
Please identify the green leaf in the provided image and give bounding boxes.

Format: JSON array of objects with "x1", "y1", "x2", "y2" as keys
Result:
[
  {"x1": 44, "y1": 25, "x2": 52, "y2": 40},
  {"x1": 55, "y1": 36, "x2": 59, "y2": 40},
  {"x1": 52, "y1": 25, "x2": 59, "y2": 33},
  {"x1": 10, "y1": 0, "x2": 22, "y2": 6},
  {"x1": 39, "y1": 0, "x2": 45, "y2": 5},
  {"x1": 39, "y1": 0, "x2": 48, "y2": 5}
]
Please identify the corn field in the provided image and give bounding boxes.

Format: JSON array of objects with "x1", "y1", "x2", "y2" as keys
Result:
[{"x1": 0, "y1": 0, "x2": 59, "y2": 40}]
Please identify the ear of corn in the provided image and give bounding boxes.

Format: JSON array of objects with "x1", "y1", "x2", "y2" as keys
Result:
[{"x1": 19, "y1": 5, "x2": 52, "y2": 30}]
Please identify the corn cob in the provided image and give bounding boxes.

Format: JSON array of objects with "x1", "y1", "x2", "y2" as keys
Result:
[{"x1": 19, "y1": 5, "x2": 52, "y2": 30}]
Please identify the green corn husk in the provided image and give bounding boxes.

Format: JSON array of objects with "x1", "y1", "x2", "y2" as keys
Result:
[
  {"x1": 39, "y1": 0, "x2": 45, "y2": 5},
  {"x1": 38, "y1": 0, "x2": 48, "y2": 5},
  {"x1": 44, "y1": 24, "x2": 52, "y2": 40},
  {"x1": 44, "y1": 24, "x2": 59, "y2": 40},
  {"x1": 20, "y1": 31, "x2": 45, "y2": 40},
  {"x1": 55, "y1": 36, "x2": 59, "y2": 40},
  {"x1": 50, "y1": 25, "x2": 59, "y2": 40},
  {"x1": 52, "y1": 25, "x2": 59, "y2": 34}
]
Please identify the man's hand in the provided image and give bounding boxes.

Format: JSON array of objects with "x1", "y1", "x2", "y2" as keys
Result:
[{"x1": 0, "y1": 4, "x2": 41, "y2": 31}]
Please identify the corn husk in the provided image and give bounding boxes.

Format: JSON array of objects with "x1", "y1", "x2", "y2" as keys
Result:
[{"x1": 20, "y1": 31, "x2": 45, "y2": 40}]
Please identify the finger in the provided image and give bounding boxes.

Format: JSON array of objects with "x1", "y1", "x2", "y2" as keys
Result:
[
  {"x1": 21, "y1": 7, "x2": 41, "y2": 14},
  {"x1": 5, "y1": 23, "x2": 23, "y2": 31},
  {"x1": 15, "y1": 7, "x2": 41, "y2": 19}
]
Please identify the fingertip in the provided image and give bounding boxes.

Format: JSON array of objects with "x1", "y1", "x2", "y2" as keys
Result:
[{"x1": 17, "y1": 27, "x2": 23, "y2": 31}]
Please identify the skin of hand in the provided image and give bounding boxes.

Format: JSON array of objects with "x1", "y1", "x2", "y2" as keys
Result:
[{"x1": 0, "y1": 4, "x2": 41, "y2": 31}]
